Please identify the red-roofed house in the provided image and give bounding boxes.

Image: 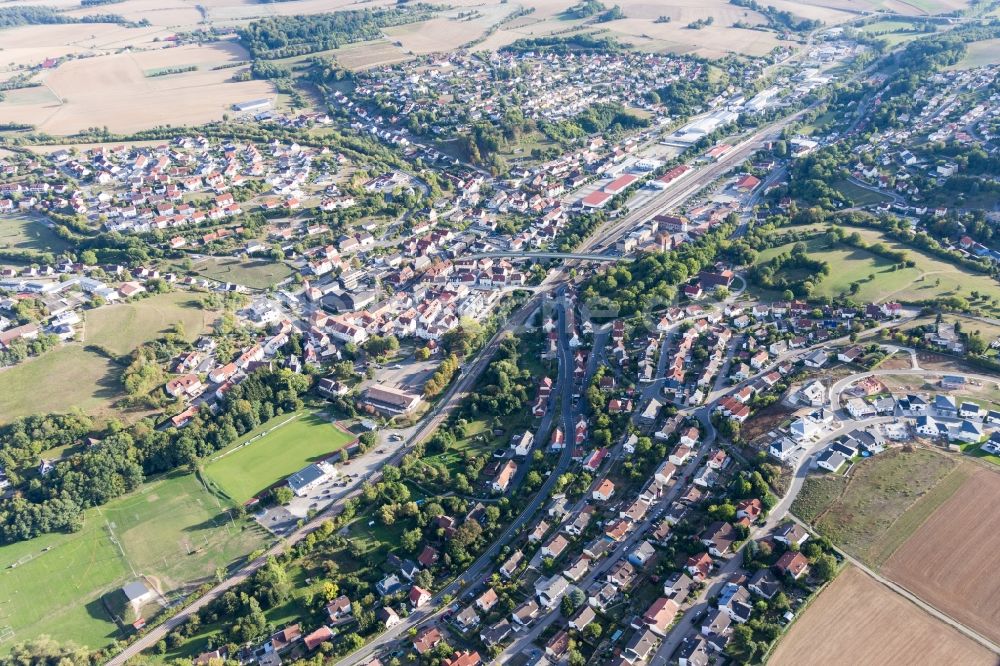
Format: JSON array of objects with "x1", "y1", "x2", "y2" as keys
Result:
[
  {"x1": 735, "y1": 174, "x2": 761, "y2": 192},
  {"x1": 418, "y1": 545, "x2": 440, "y2": 568},
  {"x1": 444, "y1": 651, "x2": 483, "y2": 666},
  {"x1": 409, "y1": 585, "x2": 432, "y2": 608},
  {"x1": 303, "y1": 625, "x2": 334, "y2": 651},
  {"x1": 593, "y1": 478, "x2": 616, "y2": 502},
  {"x1": 775, "y1": 551, "x2": 810, "y2": 579},
  {"x1": 413, "y1": 626, "x2": 444, "y2": 655}
]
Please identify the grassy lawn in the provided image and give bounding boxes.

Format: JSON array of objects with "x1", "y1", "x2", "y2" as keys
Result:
[
  {"x1": 0, "y1": 345, "x2": 120, "y2": 423},
  {"x1": 757, "y1": 227, "x2": 1000, "y2": 304},
  {"x1": 791, "y1": 448, "x2": 958, "y2": 567},
  {"x1": 959, "y1": 442, "x2": 1000, "y2": 468},
  {"x1": 0, "y1": 213, "x2": 70, "y2": 256},
  {"x1": 203, "y1": 410, "x2": 356, "y2": 504},
  {"x1": 0, "y1": 292, "x2": 220, "y2": 423},
  {"x1": 757, "y1": 233, "x2": 918, "y2": 302},
  {"x1": 186, "y1": 256, "x2": 294, "y2": 290},
  {"x1": 800, "y1": 111, "x2": 838, "y2": 136},
  {"x1": 947, "y1": 38, "x2": 1000, "y2": 70},
  {"x1": 833, "y1": 179, "x2": 893, "y2": 207},
  {"x1": 849, "y1": 227, "x2": 1000, "y2": 304},
  {"x1": 500, "y1": 129, "x2": 560, "y2": 163},
  {"x1": 0, "y1": 472, "x2": 267, "y2": 653},
  {"x1": 858, "y1": 20, "x2": 925, "y2": 46},
  {"x1": 85, "y1": 292, "x2": 216, "y2": 356}
]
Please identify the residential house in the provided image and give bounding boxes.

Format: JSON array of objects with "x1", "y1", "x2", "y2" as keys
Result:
[
  {"x1": 500, "y1": 550, "x2": 524, "y2": 579},
  {"x1": 593, "y1": 478, "x2": 616, "y2": 502},
  {"x1": 639, "y1": 597, "x2": 679, "y2": 637},
  {"x1": 775, "y1": 551, "x2": 810, "y2": 579},
  {"x1": 774, "y1": 523, "x2": 809, "y2": 547},
  {"x1": 623, "y1": 628, "x2": 659, "y2": 664}
]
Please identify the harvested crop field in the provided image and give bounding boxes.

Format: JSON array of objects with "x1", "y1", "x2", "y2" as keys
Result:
[
  {"x1": 0, "y1": 23, "x2": 164, "y2": 72},
  {"x1": 63, "y1": 0, "x2": 204, "y2": 28},
  {"x1": 0, "y1": 43, "x2": 273, "y2": 135},
  {"x1": 333, "y1": 40, "x2": 412, "y2": 71},
  {"x1": 470, "y1": 0, "x2": 806, "y2": 57},
  {"x1": 386, "y1": 17, "x2": 487, "y2": 53},
  {"x1": 770, "y1": 566, "x2": 996, "y2": 666},
  {"x1": 881, "y1": 466, "x2": 1000, "y2": 645}
]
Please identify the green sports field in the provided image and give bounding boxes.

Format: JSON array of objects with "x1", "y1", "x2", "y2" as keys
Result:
[
  {"x1": 0, "y1": 473, "x2": 267, "y2": 652},
  {"x1": 203, "y1": 410, "x2": 356, "y2": 504}
]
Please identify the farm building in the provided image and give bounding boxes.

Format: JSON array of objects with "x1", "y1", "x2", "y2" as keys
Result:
[{"x1": 233, "y1": 98, "x2": 272, "y2": 112}]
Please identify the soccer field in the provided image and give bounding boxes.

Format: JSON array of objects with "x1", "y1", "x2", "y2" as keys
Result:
[
  {"x1": 203, "y1": 410, "x2": 357, "y2": 504},
  {"x1": 0, "y1": 473, "x2": 268, "y2": 652},
  {"x1": 0, "y1": 512, "x2": 126, "y2": 651}
]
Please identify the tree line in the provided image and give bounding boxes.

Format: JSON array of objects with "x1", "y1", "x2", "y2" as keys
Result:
[{"x1": 237, "y1": 5, "x2": 436, "y2": 59}]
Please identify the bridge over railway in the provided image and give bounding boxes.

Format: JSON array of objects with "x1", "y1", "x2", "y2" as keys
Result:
[{"x1": 462, "y1": 251, "x2": 627, "y2": 262}]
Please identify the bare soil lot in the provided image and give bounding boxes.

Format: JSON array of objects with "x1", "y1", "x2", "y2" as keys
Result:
[
  {"x1": 742, "y1": 401, "x2": 794, "y2": 443},
  {"x1": 0, "y1": 42, "x2": 272, "y2": 135},
  {"x1": 882, "y1": 466, "x2": 1000, "y2": 645},
  {"x1": 791, "y1": 448, "x2": 960, "y2": 566},
  {"x1": 771, "y1": 566, "x2": 996, "y2": 666},
  {"x1": 878, "y1": 351, "x2": 914, "y2": 370}
]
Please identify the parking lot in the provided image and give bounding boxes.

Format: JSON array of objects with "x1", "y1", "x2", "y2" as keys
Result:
[
  {"x1": 254, "y1": 434, "x2": 407, "y2": 535},
  {"x1": 365, "y1": 353, "x2": 439, "y2": 395}
]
